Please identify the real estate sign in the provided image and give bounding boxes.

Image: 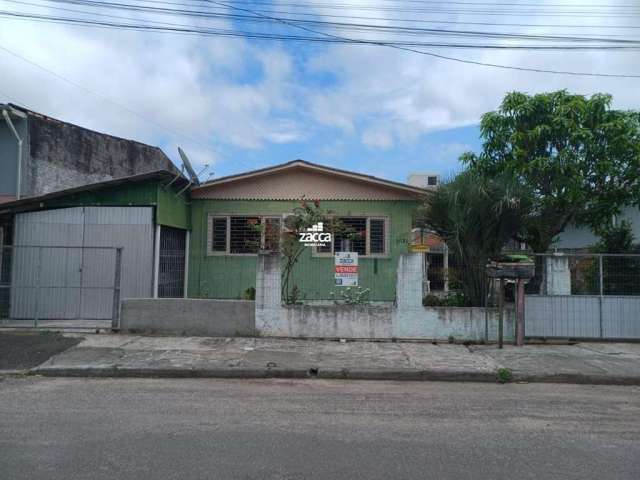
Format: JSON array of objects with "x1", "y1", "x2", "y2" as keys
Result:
[{"x1": 335, "y1": 252, "x2": 358, "y2": 286}]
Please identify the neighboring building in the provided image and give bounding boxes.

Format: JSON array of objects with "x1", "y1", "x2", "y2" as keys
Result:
[
  {"x1": 188, "y1": 160, "x2": 426, "y2": 301},
  {"x1": 407, "y1": 172, "x2": 440, "y2": 189},
  {"x1": 0, "y1": 171, "x2": 190, "y2": 322},
  {"x1": 552, "y1": 206, "x2": 640, "y2": 251},
  {"x1": 0, "y1": 103, "x2": 178, "y2": 204}
]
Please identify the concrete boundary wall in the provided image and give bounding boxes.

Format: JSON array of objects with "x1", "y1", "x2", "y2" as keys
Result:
[
  {"x1": 120, "y1": 298, "x2": 255, "y2": 336},
  {"x1": 256, "y1": 253, "x2": 515, "y2": 342}
]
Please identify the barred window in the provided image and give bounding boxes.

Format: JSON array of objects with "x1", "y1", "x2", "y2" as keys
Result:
[
  {"x1": 208, "y1": 215, "x2": 281, "y2": 255},
  {"x1": 335, "y1": 217, "x2": 367, "y2": 255},
  {"x1": 211, "y1": 217, "x2": 227, "y2": 253},
  {"x1": 230, "y1": 216, "x2": 261, "y2": 254},
  {"x1": 369, "y1": 218, "x2": 386, "y2": 254},
  {"x1": 317, "y1": 217, "x2": 387, "y2": 256}
]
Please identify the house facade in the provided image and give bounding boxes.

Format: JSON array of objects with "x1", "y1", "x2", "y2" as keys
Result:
[
  {"x1": 0, "y1": 160, "x2": 425, "y2": 324},
  {"x1": 187, "y1": 160, "x2": 425, "y2": 302},
  {"x1": 552, "y1": 205, "x2": 640, "y2": 251}
]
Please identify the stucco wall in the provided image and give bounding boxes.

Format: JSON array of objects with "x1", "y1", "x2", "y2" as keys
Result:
[
  {"x1": 255, "y1": 253, "x2": 515, "y2": 342},
  {"x1": 188, "y1": 199, "x2": 418, "y2": 301},
  {"x1": 553, "y1": 206, "x2": 640, "y2": 250},
  {"x1": 120, "y1": 298, "x2": 255, "y2": 336},
  {"x1": 17, "y1": 112, "x2": 177, "y2": 198}
]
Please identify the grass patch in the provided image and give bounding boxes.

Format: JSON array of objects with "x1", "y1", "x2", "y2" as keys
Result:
[{"x1": 496, "y1": 367, "x2": 513, "y2": 384}]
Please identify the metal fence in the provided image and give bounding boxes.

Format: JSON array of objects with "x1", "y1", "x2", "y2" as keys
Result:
[
  {"x1": 526, "y1": 253, "x2": 640, "y2": 339},
  {"x1": 526, "y1": 253, "x2": 640, "y2": 296},
  {"x1": 158, "y1": 226, "x2": 187, "y2": 298},
  {"x1": 0, "y1": 245, "x2": 122, "y2": 329},
  {"x1": 423, "y1": 253, "x2": 492, "y2": 306}
]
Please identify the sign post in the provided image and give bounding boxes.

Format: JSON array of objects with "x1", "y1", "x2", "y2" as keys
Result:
[{"x1": 335, "y1": 252, "x2": 358, "y2": 286}]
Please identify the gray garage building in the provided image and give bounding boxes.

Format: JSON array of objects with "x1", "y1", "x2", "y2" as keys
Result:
[{"x1": 0, "y1": 171, "x2": 190, "y2": 328}]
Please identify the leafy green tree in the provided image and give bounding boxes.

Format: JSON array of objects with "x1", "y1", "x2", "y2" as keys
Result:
[
  {"x1": 594, "y1": 220, "x2": 636, "y2": 254},
  {"x1": 592, "y1": 220, "x2": 640, "y2": 295},
  {"x1": 279, "y1": 201, "x2": 348, "y2": 304},
  {"x1": 416, "y1": 170, "x2": 530, "y2": 306},
  {"x1": 463, "y1": 90, "x2": 640, "y2": 252}
]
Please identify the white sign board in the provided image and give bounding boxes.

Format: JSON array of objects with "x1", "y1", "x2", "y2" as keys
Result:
[{"x1": 335, "y1": 252, "x2": 358, "y2": 286}]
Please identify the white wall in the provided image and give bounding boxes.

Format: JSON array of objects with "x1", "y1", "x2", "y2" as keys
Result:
[
  {"x1": 553, "y1": 206, "x2": 640, "y2": 250},
  {"x1": 255, "y1": 253, "x2": 515, "y2": 342}
]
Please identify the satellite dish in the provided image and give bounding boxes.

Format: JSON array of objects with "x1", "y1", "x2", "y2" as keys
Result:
[{"x1": 178, "y1": 147, "x2": 200, "y2": 186}]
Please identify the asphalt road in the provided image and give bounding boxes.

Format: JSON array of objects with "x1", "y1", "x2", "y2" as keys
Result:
[
  {"x1": 0, "y1": 333, "x2": 80, "y2": 370},
  {"x1": 1, "y1": 378, "x2": 639, "y2": 480}
]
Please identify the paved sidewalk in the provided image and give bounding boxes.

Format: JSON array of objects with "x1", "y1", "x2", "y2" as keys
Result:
[{"x1": 26, "y1": 335, "x2": 640, "y2": 384}]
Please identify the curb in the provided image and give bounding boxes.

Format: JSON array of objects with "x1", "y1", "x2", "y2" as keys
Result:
[
  {"x1": 28, "y1": 366, "x2": 640, "y2": 385},
  {"x1": 316, "y1": 368, "x2": 499, "y2": 382},
  {"x1": 0, "y1": 369, "x2": 29, "y2": 376},
  {"x1": 31, "y1": 367, "x2": 314, "y2": 379},
  {"x1": 511, "y1": 372, "x2": 640, "y2": 386}
]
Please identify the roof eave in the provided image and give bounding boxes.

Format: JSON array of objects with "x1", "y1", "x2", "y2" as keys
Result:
[{"x1": 193, "y1": 159, "x2": 428, "y2": 196}]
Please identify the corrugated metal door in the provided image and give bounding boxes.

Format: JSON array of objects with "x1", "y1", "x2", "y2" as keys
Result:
[
  {"x1": 11, "y1": 206, "x2": 153, "y2": 320},
  {"x1": 11, "y1": 208, "x2": 84, "y2": 319},
  {"x1": 82, "y1": 207, "x2": 153, "y2": 318}
]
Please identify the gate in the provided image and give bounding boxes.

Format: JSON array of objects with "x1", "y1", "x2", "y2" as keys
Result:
[
  {"x1": 0, "y1": 245, "x2": 122, "y2": 329},
  {"x1": 158, "y1": 226, "x2": 187, "y2": 298},
  {"x1": 525, "y1": 253, "x2": 640, "y2": 340}
]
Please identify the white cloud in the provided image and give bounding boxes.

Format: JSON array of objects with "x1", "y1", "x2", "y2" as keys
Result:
[
  {"x1": 305, "y1": 0, "x2": 640, "y2": 148},
  {"x1": 0, "y1": 6, "x2": 306, "y2": 169},
  {"x1": 361, "y1": 126, "x2": 394, "y2": 149},
  {"x1": 0, "y1": 0, "x2": 637, "y2": 167}
]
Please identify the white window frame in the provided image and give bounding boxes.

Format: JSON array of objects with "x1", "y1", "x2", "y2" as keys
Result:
[
  {"x1": 313, "y1": 215, "x2": 389, "y2": 258},
  {"x1": 207, "y1": 214, "x2": 281, "y2": 256}
]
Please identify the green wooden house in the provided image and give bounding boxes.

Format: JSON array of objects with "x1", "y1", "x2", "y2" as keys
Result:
[
  {"x1": 188, "y1": 160, "x2": 426, "y2": 301},
  {"x1": 0, "y1": 161, "x2": 426, "y2": 319}
]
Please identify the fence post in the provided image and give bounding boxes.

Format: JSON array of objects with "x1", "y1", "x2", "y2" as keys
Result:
[
  {"x1": 443, "y1": 244, "x2": 449, "y2": 293},
  {"x1": 111, "y1": 248, "x2": 123, "y2": 330},
  {"x1": 515, "y1": 279, "x2": 525, "y2": 346},
  {"x1": 34, "y1": 246, "x2": 42, "y2": 328},
  {"x1": 498, "y1": 279, "x2": 504, "y2": 349},
  {"x1": 598, "y1": 254, "x2": 604, "y2": 339}
]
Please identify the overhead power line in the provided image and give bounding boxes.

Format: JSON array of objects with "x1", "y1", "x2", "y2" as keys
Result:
[
  {"x1": 0, "y1": 44, "x2": 222, "y2": 158},
  {"x1": 3, "y1": 10, "x2": 640, "y2": 50},
  {"x1": 12, "y1": 0, "x2": 640, "y2": 29},
  {"x1": 8, "y1": 0, "x2": 640, "y2": 43},
  {"x1": 205, "y1": 0, "x2": 640, "y2": 78},
  {"x1": 2, "y1": 0, "x2": 639, "y2": 76},
  {"x1": 214, "y1": 0, "x2": 640, "y2": 6}
]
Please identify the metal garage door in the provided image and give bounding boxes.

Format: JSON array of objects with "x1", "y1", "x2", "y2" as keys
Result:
[{"x1": 10, "y1": 207, "x2": 153, "y2": 321}]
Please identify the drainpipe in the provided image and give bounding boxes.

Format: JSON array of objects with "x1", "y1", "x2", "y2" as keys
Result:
[{"x1": 2, "y1": 109, "x2": 24, "y2": 200}]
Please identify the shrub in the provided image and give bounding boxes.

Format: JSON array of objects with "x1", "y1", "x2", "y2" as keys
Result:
[
  {"x1": 242, "y1": 287, "x2": 256, "y2": 301},
  {"x1": 422, "y1": 292, "x2": 468, "y2": 307}
]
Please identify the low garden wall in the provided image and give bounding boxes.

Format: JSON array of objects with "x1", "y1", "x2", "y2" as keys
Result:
[
  {"x1": 259, "y1": 303, "x2": 514, "y2": 341},
  {"x1": 120, "y1": 298, "x2": 255, "y2": 336},
  {"x1": 256, "y1": 253, "x2": 515, "y2": 342}
]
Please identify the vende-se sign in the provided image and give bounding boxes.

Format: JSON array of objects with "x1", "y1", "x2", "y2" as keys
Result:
[{"x1": 335, "y1": 252, "x2": 358, "y2": 286}]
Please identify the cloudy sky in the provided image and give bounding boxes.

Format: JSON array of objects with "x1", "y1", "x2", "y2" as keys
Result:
[{"x1": 0, "y1": 0, "x2": 638, "y2": 182}]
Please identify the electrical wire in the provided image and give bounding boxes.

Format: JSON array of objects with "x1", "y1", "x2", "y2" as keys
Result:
[
  {"x1": 14, "y1": 0, "x2": 640, "y2": 29},
  {"x1": 7, "y1": 0, "x2": 638, "y2": 43},
  {"x1": 2, "y1": 0, "x2": 639, "y2": 76},
  {"x1": 205, "y1": 0, "x2": 640, "y2": 77},
  {"x1": 3, "y1": 10, "x2": 640, "y2": 49}
]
